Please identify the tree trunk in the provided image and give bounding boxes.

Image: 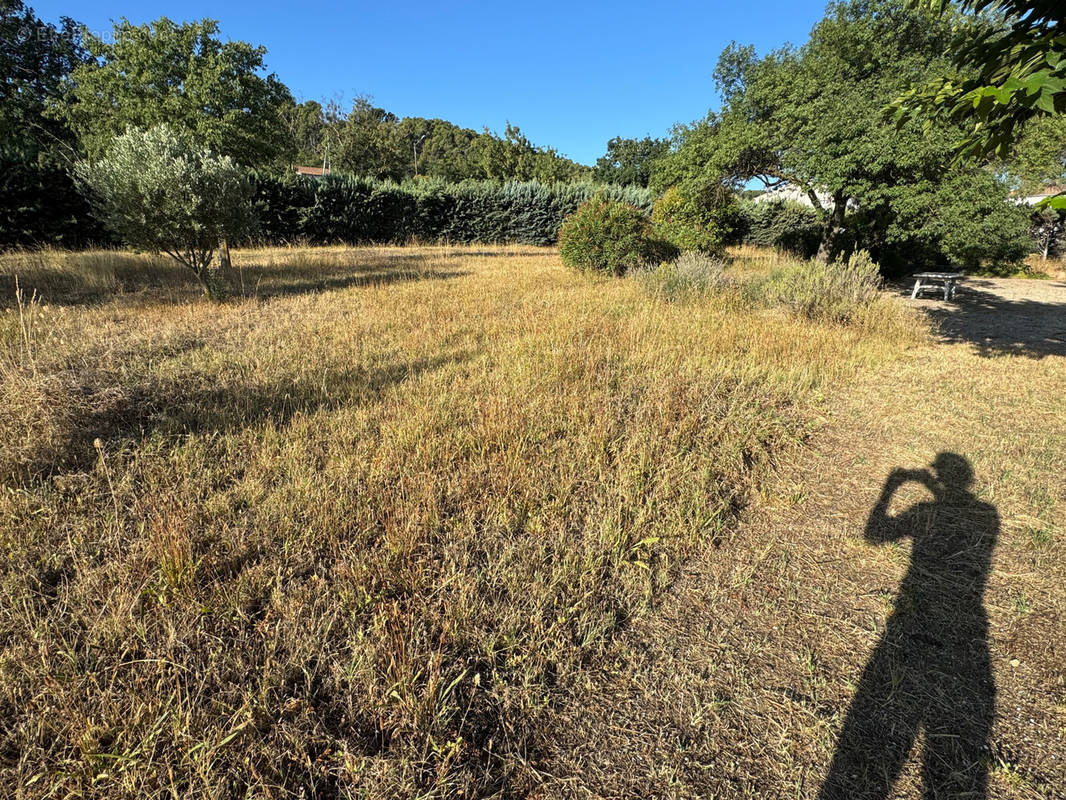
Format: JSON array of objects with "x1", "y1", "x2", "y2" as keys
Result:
[
  {"x1": 218, "y1": 239, "x2": 232, "y2": 271},
  {"x1": 816, "y1": 192, "x2": 848, "y2": 262}
]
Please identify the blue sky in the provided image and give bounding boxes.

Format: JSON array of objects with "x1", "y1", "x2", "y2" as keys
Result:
[{"x1": 41, "y1": 1, "x2": 829, "y2": 165}]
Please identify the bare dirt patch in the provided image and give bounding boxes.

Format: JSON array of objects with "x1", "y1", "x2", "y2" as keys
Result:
[{"x1": 903, "y1": 276, "x2": 1066, "y2": 358}]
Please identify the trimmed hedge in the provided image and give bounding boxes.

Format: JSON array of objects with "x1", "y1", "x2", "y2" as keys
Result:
[
  {"x1": 2, "y1": 167, "x2": 653, "y2": 251},
  {"x1": 249, "y1": 173, "x2": 654, "y2": 247},
  {"x1": 0, "y1": 160, "x2": 113, "y2": 249}
]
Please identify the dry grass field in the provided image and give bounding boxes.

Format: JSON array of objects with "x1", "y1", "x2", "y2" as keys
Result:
[
  {"x1": 0, "y1": 245, "x2": 1062, "y2": 798},
  {"x1": 1024, "y1": 255, "x2": 1066, "y2": 281}
]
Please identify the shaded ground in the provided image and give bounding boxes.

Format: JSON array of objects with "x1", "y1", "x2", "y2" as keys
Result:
[
  {"x1": 901, "y1": 276, "x2": 1066, "y2": 358},
  {"x1": 538, "y1": 289, "x2": 1066, "y2": 798}
]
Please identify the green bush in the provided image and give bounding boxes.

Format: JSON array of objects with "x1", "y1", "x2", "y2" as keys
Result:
[
  {"x1": 738, "y1": 199, "x2": 823, "y2": 258},
  {"x1": 75, "y1": 125, "x2": 256, "y2": 299},
  {"x1": 763, "y1": 250, "x2": 883, "y2": 323},
  {"x1": 559, "y1": 196, "x2": 678, "y2": 276},
  {"x1": 650, "y1": 186, "x2": 728, "y2": 254}
]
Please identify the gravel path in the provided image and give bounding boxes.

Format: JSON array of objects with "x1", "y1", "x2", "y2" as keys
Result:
[{"x1": 901, "y1": 276, "x2": 1066, "y2": 358}]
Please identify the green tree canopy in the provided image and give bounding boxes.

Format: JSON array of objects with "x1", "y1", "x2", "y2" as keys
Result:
[
  {"x1": 56, "y1": 17, "x2": 294, "y2": 166},
  {"x1": 335, "y1": 96, "x2": 405, "y2": 180},
  {"x1": 396, "y1": 116, "x2": 479, "y2": 180},
  {"x1": 656, "y1": 0, "x2": 1029, "y2": 269},
  {"x1": 1004, "y1": 114, "x2": 1066, "y2": 190},
  {"x1": 278, "y1": 98, "x2": 345, "y2": 169},
  {"x1": 0, "y1": 0, "x2": 88, "y2": 163},
  {"x1": 593, "y1": 136, "x2": 670, "y2": 187},
  {"x1": 896, "y1": 1, "x2": 1065, "y2": 161},
  {"x1": 332, "y1": 104, "x2": 590, "y2": 183}
]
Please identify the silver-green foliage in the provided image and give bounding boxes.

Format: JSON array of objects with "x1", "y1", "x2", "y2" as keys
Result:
[
  {"x1": 638, "y1": 251, "x2": 730, "y2": 300},
  {"x1": 75, "y1": 125, "x2": 254, "y2": 297},
  {"x1": 767, "y1": 250, "x2": 884, "y2": 323}
]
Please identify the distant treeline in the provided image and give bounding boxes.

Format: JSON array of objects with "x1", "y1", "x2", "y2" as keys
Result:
[{"x1": 1, "y1": 4, "x2": 624, "y2": 186}]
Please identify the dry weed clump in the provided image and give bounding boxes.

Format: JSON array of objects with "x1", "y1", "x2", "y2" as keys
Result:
[
  {"x1": 636, "y1": 251, "x2": 731, "y2": 300},
  {"x1": 0, "y1": 244, "x2": 925, "y2": 798},
  {"x1": 640, "y1": 246, "x2": 927, "y2": 344}
]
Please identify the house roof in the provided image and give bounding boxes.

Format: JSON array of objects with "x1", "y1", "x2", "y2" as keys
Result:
[
  {"x1": 1011, "y1": 185, "x2": 1066, "y2": 206},
  {"x1": 1012, "y1": 184, "x2": 1065, "y2": 197},
  {"x1": 294, "y1": 165, "x2": 330, "y2": 176}
]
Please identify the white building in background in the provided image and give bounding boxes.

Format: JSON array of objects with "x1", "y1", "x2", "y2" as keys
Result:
[
  {"x1": 750, "y1": 182, "x2": 857, "y2": 211},
  {"x1": 1011, "y1": 185, "x2": 1066, "y2": 206}
]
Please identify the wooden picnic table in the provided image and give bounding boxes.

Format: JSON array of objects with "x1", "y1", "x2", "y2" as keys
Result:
[{"x1": 910, "y1": 271, "x2": 963, "y2": 301}]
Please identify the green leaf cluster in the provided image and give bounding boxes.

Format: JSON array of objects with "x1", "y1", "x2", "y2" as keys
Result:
[
  {"x1": 55, "y1": 18, "x2": 294, "y2": 167},
  {"x1": 328, "y1": 108, "x2": 592, "y2": 184},
  {"x1": 650, "y1": 185, "x2": 734, "y2": 254},
  {"x1": 0, "y1": 158, "x2": 109, "y2": 248},
  {"x1": 895, "y1": 1, "x2": 1066, "y2": 160},
  {"x1": 0, "y1": 0, "x2": 89, "y2": 164},
  {"x1": 593, "y1": 137, "x2": 670, "y2": 187}
]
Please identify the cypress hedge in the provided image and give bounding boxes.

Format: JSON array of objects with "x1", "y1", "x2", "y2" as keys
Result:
[
  {"x1": 248, "y1": 173, "x2": 654, "y2": 246},
  {"x1": 0, "y1": 160, "x2": 114, "y2": 249},
  {"x1": 2, "y1": 166, "x2": 654, "y2": 251}
]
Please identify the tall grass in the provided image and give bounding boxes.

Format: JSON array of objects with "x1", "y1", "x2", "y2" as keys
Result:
[
  {"x1": 636, "y1": 251, "x2": 730, "y2": 300},
  {"x1": 0, "y1": 248, "x2": 186, "y2": 301},
  {"x1": 0, "y1": 245, "x2": 925, "y2": 798}
]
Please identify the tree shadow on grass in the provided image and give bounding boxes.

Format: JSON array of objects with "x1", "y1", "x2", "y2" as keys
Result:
[
  {"x1": 900, "y1": 278, "x2": 1066, "y2": 359},
  {"x1": 17, "y1": 349, "x2": 474, "y2": 484},
  {"x1": 240, "y1": 266, "x2": 470, "y2": 299},
  {"x1": 0, "y1": 253, "x2": 469, "y2": 309},
  {"x1": 819, "y1": 453, "x2": 997, "y2": 799},
  {"x1": 432, "y1": 249, "x2": 558, "y2": 258}
]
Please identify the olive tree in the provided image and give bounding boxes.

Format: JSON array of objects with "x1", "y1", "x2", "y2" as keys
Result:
[{"x1": 76, "y1": 125, "x2": 255, "y2": 299}]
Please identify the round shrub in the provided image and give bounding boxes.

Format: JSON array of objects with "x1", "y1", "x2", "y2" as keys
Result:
[
  {"x1": 558, "y1": 196, "x2": 677, "y2": 276},
  {"x1": 651, "y1": 185, "x2": 729, "y2": 254}
]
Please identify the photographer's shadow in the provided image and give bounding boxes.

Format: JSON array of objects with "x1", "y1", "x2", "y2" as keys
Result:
[{"x1": 819, "y1": 453, "x2": 997, "y2": 799}]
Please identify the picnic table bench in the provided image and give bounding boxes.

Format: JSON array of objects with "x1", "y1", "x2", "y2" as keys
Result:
[{"x1": 910, "y1": 271, "x2": 962, "y2": 301}]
